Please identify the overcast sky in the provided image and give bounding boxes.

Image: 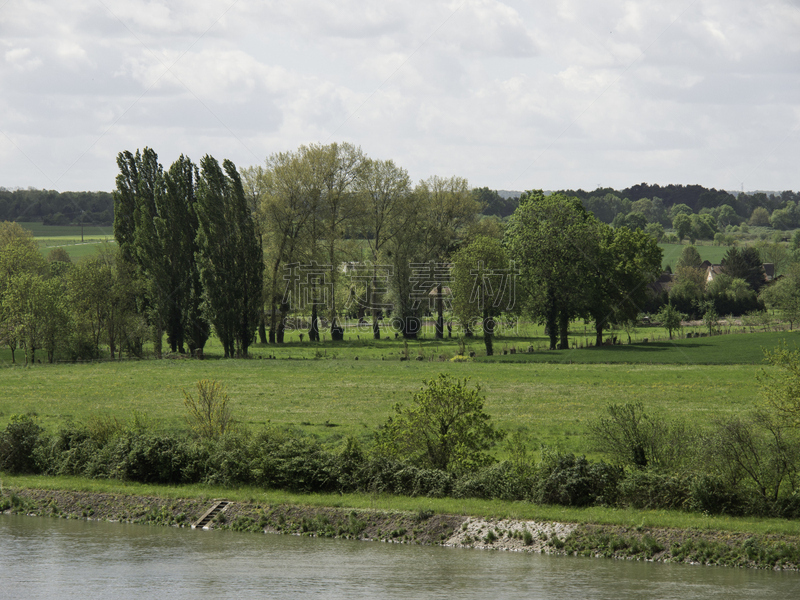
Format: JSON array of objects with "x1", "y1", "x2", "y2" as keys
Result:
[{"x1": 1, "y1": 0, "x2": 799, "y2": 194}]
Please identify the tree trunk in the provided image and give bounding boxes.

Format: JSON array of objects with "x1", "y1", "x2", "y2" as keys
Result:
[
  {"x1": 258, "y1": 313, "x2": 267, "y2": 344},
  {"x1": 546, "y1": 293, "x2": 558, "y2": 350},
  {"x1": 435, "y1": 284, "x2": 444, "y2": 339},
  {"x1": 153, "y1": 324, "x2": 163, "y2": 359},
  {"x1": 559, "y1": 311, "x2": 569, "y2": 350},
  {"x1": 595, "y1": 320, "x2": 604, "y2": 346},
  {"x1": 309, "y1": 304, "x2": 319, "y2": 342},
  {"x1": 483, "y1": 309, "x2": 494, "y2": 356}
]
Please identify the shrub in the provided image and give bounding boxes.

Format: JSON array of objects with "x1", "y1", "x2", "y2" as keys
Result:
[
  {"x1": 534, "y1": 451, "x2": 622, "y2": 507},
  {"x1": 183, "y1": 379, "x2": 234, "y2": 440},
  {"x1": 617, "y1": 470, "x2": 692, "y2": 510},
  {"x1": 0, "y1": 414, "x2": 45, "y2": 474},
  {"x1": 587, "y1": 402, "x2": 694, "y2": 471},
  {"x1": 374, "y1": 373, "x2": 504, "y2": 472}
]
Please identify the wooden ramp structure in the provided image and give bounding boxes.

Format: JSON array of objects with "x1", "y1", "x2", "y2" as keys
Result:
[{"x1": 191, "y1": 500, "x2": 231, "y2": 529}]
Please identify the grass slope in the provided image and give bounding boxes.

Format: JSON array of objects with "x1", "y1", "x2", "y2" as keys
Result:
[
  {"x1": 659, "y1": 242, "x2": 730, "y2": 270},
  {"x1": 2, "y1": 331, "x2": 793, "y2": 457}
]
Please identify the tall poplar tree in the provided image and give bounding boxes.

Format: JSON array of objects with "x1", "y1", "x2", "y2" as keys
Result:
[{"x1": 196, "y1": 156, "x2": 262, "y2": 358}]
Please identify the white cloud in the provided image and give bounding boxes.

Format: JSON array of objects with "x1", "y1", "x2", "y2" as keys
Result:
[{"x1": 0, "y1": 0, "x2": 798, "y2": 192}]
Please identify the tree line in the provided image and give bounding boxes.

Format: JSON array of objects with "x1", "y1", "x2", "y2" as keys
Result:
[
  {"x1": 0, "y1": 188, "x2": 113, "y2": 225},
  {"x1": 2, "y1": 142, "x2": 666, "y2": 361}
]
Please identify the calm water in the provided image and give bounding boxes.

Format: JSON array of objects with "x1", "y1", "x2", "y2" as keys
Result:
[{"x1": 1, "y1": 514, "x2": 798, "y2": 599}]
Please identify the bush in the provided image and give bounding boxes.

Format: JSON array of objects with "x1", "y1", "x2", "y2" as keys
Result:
[
  {"x1": 587, "y1": 402, "x2": 694, "y2": 471},
  {"x1": 454, "y1": 461, "x2": 535, "y2": 501},
  {"x1": 0, "y1": 415, "x2": 45, "y2": 474},
  {"x1": 374, "y1": 374, "x2": 504, "y2": 472},
  {"x1": 354, "y1": 456, "x2": 455, "y2": 497},
  {"x1": 534, "y1": 451, "x2": 622, "y2": 507},
  {"x1": 183, "y1": 379, "x2": 234, "y2": 440},
  {"x1": 107, "y1": 432, "x2": 195, "y2": 484},
  {"x1": 617, "y1": 470, "x2": 692, "y2": 510}
]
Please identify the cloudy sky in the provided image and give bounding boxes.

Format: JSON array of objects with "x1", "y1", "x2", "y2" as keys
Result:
[{"x1": 1, "y1": 0, "x2": 799, "y2": 193}]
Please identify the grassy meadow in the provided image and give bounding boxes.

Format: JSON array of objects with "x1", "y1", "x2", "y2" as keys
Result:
[
  {"x1": 2, "y1": 330, "x2": 796, "y2": 461},
  {"x1": 15, "y1": 221, "x2": 115, "y2": 260},
  {"x1": 658, "y1": 242, "x2": 729, "y2": 270}
]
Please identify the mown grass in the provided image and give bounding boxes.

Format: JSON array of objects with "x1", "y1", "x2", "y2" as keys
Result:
[
  {"x1": 1, "y1": 331, "x2": 791, "y2": 457},
  {"x1": 659, "y1": 242, "x2": 730, "y2": 270},
  {"x1": 4, "y1": 474, "x2": 800, "y2": 537},
  {"x1": 17, "y1": 222, "x2": 114, "y2": 237},
  {"x1": 480, "y1": 331, "x2": 800, "y2": 365}
]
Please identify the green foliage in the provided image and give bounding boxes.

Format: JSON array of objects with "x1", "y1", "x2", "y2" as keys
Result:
[
  {"x1": 450, "y1": 236, "x2": 511, "y2": 356},
  {"x1": 655, "y1": 303, "x2": 686, "y2": 339},
  {"x1": 196, "y1": 156, "x2": 263, "y2": 358},
  {"x1": 505, "y1": 191, "x2": 600, "y2": 349},
  {"x1": 0, "y1": 414, "x2": 44, "y2": 474},
  {"x1": 534, "y1": 449, "x2": 622, "y2": 507},
  {"x1": 587, "y1": 402, "x2": 694, "y2": 471},
  {"x1": 183, "y1": 379, "x2": 234, "y2": 440},
  {"x1": 375, "y1": 374, "x2": 504, "y2": 472},
  {"x1": 758, "y1": 344, "x2": 800, "y2": 428}
]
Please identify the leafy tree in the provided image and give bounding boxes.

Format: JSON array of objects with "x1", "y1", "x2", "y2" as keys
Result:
[
  {"x1": 586, "y1": 225, "x2": 662, "y2": 346},
  {"x1": 3, "y1": 272, "x2": 67, "y2": 364},
  {"x1": 259, "y1": 148, "x2": 316, "y2": 343},
  {"x1": 308, "y1": 142, "x2": 366, "y2": 340},
  {"x1": 416, "y1": 175, "x2": 481, "y2": 339},
  {"x1": 450, "y1": 236, "x2": 512, "y2": 356},
  {"x1": 690, "y1": 213, "x2": 717, "y2": 241},
  {"x1": 183, "y1": 379, "x2": 233, "y2": 440},
  {"x1": 644, "y1": 222, "x2": 664, "y2": 242},
  {"x1": 374, "y1": 374, "x2": 504, "y2": 472},
  {"x1": 759, "y1": 263, "x2": 800, "y2": 330},
  {"x1": 655, "y1": 303, "x2": 686, "y2": 340},
  {"x1": 676, "y1": 245, "x2": 703, "y2": 270},
  {"x1": 505, "y1": 191, "x2": 600, "y2": 350},
  {"x1": 195, "y1": 156, "x2": 263, "y2": 358},
  {"x1": 721, "y1": 246, "x2": 765, "y2": 292},
  {"x1": 668, "y1": 203, "x2": 693, "y2": 220},
  {"x1": 588, "y1": 402, "x2": 692, "y2": 471},
  {"x1": 715, "y1": 204, "x2": 739, "y2": 228},
  {"x1": 355, "y1": 158, "x2": 415, "y2": 339},
  {"x1": 672, "y1": 213, "x2": 692, "y2": 242},
  {"x1": 749, "y1": 206, "x2": 771, "y2": 227},
  {"x1": 759, "y1": 344, "x2": 800, "y2": 428}
]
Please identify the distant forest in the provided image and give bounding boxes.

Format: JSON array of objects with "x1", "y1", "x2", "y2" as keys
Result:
[
  {"x1": 476, "y1": 184, "x2": 800, "y2": 230},
  {"x1": 2, "y1": 183, "x2": 799, "y2": 231},
  {"x1": 0, "y1": 188, "x2": 114, "y2": 226}
]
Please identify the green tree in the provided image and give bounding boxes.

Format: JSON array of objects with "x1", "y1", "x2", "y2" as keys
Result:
[
  {"x1": 355, "y1": 158, "x2": 415, "y2": 339},
  {"x1": 759, "y1": 263, "x2": 800, "y2": 330},
  {"x1": 505, "y1": 191, "x2": 600, "y2": 350},
  {"x1": 416, "y1": 175, "x2": 481, "y2": 339},
  {"x1": 586, "y1": 225, "x2": 662, "y2": 346},
  {"x1": 655, "y1": 302, "x2": 686, "y2": 340},
  {"x1": 722, "y1": 246, "x2": 766, "y2": 292},
  {"x1": 676, "y1": 245, "x2": 703, "y2": 270},
  {"x1": 758, "y1": 344, "x2": 800, "y2": 428},
  {"x1": 749, "y1": 206, "x2": 771, "y2": 226},
  {"x1": 672, "y1": 213, "x2": 692, "y2": 242},
  {"x1": 259, "y1": 148, "x2": 317, "y2": 343},
  {"x1": 196, "y1": 156, "x2": 263, "y2": 358},
  {"x1": 375, "y1": 373, "x2": 504, "y2": 472},
  {"x1": 450, "y1": 236, "x2": 512, "y2": 356}
]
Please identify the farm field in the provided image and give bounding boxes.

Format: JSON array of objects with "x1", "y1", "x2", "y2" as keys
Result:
[
  {"x1": 1, "y1": 331, "x2": 795, "y2": 459},
  {"x1": 658, "y1": 242, "x2": 729, "y2": 270},
  {"x1": 15, "y1": 221, "x2": 115, "y2": 260}
]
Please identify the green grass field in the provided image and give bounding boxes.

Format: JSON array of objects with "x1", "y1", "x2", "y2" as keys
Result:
[
  {"x1": 14, "y1": 221, "x2": 116, "y2": 260},
  {"x1": 1, "y1": 331, "x2": 794, "y2": 459},
  {"x1": 659, "y1": 242, "x2": 730, "y2": 270}
]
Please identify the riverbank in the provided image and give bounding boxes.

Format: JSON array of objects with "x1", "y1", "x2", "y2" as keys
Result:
[{"x1": 3, "y1": 486, "x2": 799, "y2": 571}]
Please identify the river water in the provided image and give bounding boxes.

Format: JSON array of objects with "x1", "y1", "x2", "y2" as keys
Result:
[{"x1": 1, "y1": 514, "x2": 797, "y2": 599}]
